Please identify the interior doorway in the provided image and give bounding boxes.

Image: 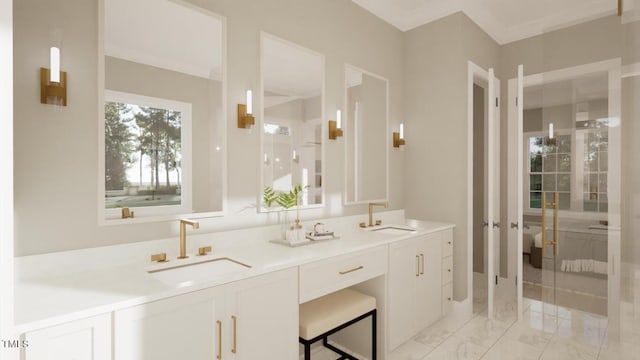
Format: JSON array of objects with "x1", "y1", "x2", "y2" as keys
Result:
[{"x1": 468, "y1": 62, "x2": 501, "y2": 318}]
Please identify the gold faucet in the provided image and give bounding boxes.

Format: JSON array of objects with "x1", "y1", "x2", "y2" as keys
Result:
[
  {"x1": 367, "y1": 202, "x2": 388, "y2": 227},
  {"x1": 178, "y1": 219, "x2": 199, "y2": 259}
]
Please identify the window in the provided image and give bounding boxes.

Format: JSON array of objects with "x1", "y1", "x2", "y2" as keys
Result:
[
  {"x1": 526, "y1": 129, "x2": 608, "y2": 213},
  {"x1": 102, "y1": 91, "x2": 192, "y2": 220},
  {"x1": 528, "y1": 134, "x2": 572, "y2": 210},
  {"x1": 582, "y1": 130, "x2": 608, "y2": 212}
]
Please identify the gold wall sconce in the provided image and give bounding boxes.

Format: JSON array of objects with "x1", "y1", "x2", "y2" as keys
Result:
[
  {"x1": 328, "y1": 109, "x2": 343, "y2": 140},
  {"x1": 393, "y1": 123, "x2": 406, "y2": 148},
  {"x1": 121, "y1": 207, "x2": 134, "y2": 219},
  {"x1": 40, "y1": 46, "x2": 67, "y2": 106},
  {"x1": 237, "y1": 89, "x2": 255, "y2": 128}
]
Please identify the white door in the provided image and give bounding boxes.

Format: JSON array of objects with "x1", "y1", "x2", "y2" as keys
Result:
[
  {"x1": 24, "y1": 314, "x2": 111, "y2": 360},
  {"x1": 388, "y1": 238, "x2": 419, "y2": 350},
  {"x1": 114, "y1": 288, "x2": 223, "y2": 360},
  {"x1": 227, "y1": 268, "x2": 298, "y2": 360},
  {"x1": 486, "y1": 68, "x2": 502, "y2": 319}
]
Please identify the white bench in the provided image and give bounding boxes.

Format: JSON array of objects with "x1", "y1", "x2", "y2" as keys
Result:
[{"x1": 299, "y1": 288, "x2": 377, "y2": 360}]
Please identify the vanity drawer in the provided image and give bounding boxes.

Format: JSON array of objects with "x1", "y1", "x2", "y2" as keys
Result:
[
  {"x1": 299, "y1": 245, "x2": 387, "y2": 303},
  {"x1": 441, "y1": 230, "x2": 453, "y2": 257},
  {"x1": 441, "y1": 256, "x2": 453, "y2": 284},
  {"x1": 442, "y1": 283, "x2": 453, "y2": 315}
]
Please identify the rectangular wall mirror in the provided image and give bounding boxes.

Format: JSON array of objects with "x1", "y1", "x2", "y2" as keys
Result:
[
  {"x1": 100, "y1": 0, "x2": 225, "y2": 222},
  {"x1": 260, "y1": 33, "x2": 324, "y2": 210},
  {"x1": 344, "y1": 65, "x2": 389, "y2": 204}
]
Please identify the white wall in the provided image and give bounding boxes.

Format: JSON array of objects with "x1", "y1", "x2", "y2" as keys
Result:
[
  {"x1": 0, "y1": 0, "x2": 13, "y2": 346},
  {"x1": 404, "y1": 12, "x2": 501, "y2": 301},
  {"x1": 13, "y1": 0, "x2": 405, "y2": 256}
]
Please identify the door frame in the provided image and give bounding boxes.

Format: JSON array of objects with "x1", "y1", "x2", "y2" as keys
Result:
[
  {"x1": 507, "y1": 58, "x2": 622, "y2": 321},
  {"x1": 467, "y1": 61, "x2": 501, "y2": 319},
  {"x1": 0, "y1": 0, "x2": 15, "y2": 344}
]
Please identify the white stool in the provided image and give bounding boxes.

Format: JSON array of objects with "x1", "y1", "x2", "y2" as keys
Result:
[{"x1": 299, "y1": 288, "x2": 377, "y2": 360}]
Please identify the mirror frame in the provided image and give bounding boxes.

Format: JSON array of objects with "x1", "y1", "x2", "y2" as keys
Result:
[
  {"x1": 343, "y1": 64, "x2": 390, "y2": 206},
  {"x1": 258, "y1": 31, "x2": 326, "y2": 213},
  {"x1": 97, "y1": 0, "x2": 228, "y2": 225}
]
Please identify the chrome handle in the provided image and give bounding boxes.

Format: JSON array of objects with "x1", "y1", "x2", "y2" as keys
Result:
[
  {"x1": 416, "y1": 255, "x2": 419, "y2": 277},
  {"x1": 510, "y1": 222, "x2": 518, "y2": 229},
  {"x1": 420, "y1": 254, "x2": 424, "y2": 275},
  {"x1": 482, "y1": 221, "x2": 489, "y2": 228},
  {"x1": 493, "y1": 221, "x2": 501, "y2": 229},
  {"x1": 231, "y1": 315, "x2": 237, "y2": 354},
  {"x1": 216, "y1": 320, "x2": 222, "y2": 360},
  {"x1": 523, "y1": 224, "x2": 530, "y2": 230},
  {"x1": 339, "y1": 265, "x2": 364, "y2": 275}
]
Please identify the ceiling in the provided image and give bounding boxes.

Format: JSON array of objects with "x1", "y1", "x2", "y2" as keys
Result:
[{"x1": 351, "y1": 0, "x2": 621, "y2": 44}]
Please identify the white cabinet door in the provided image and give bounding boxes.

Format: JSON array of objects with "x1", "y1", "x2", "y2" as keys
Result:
[
  {"x1": 114, "y1": 287, "x2": 224, "y2": 360},
  {"x1": 415, "y1": 233, "x2": 442, "y2": 329},
  {"x1": 388, "y1": 237, "x2": 419, "y2": 350},
  {"x1": 226, "y1": 268, "x2": 298, "y2": 360},
  {"x1": 24, "y1": 313, "x2": 111, "y2": 360}
]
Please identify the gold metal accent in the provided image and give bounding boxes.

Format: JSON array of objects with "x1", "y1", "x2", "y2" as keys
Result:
[
  {"x1": 40, "y1": 68, "x2": 67, "y2": 106},
  {"x1": 216, "y1": 320, "x2": 222, "y2": 360},
  {"x1": 231, "y1": 315, "x2": 237, "y2": 354},
  {"x1": 150, "y1": 253, "x2": 168, "y2": 263},
  {"x1": 359, "y1": 222, "x2": 367, "y2": 228},
  {"x1": 339, "y1": 265, "x2": 364, "y2": 275},
  {"x1": 328, "y1": 120, "x2": 343, "y2": 140},
  {"x1": 121, "y1": 207, "x2": 134, "y2": 219},
  {"x1": 416, "y1": 255, "x2": 419, "y2": 277},
  {"x1": 619, "y1": 0, "x2": 623, "y2": 16},
  {"x1": 420, "y1": 254, "x2": 424, "y2": 275},
  {"x1": 237, "y1": 103, "x2": 255, "y2": 129},
  {"x1": 197, "y1": 246, "x2": 212, "y2": 256},
  {"x1": 368, "y1": 202, "x2": 388, "y2": 227},
  {"x1": 178, "y1": 219, "x2": 199, "y2": 259},
  {"x1": 375, "y1": 219, "x2": 382, "y2": 226},
  {"x1": 541, "y1": 192, "x2": 559, "y2": 257},
  {"x1": 393, "y1": 132, "x2": 405, "y2": 148}
]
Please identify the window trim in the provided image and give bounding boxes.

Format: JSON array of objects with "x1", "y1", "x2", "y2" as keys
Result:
[{"x1": 99, "y1": 90, "x2": 193, "y2": 223}]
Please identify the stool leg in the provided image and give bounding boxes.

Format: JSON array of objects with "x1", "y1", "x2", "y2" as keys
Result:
[
  {"x1": 371, "y1": 310, "x2": 377, "y2": 360},
  {"x1": 305, "y1": 341, "x2": 311, "y2": 360}
]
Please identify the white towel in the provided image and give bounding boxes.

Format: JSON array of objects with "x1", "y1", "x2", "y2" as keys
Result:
[
  {"x1": 593, "y1": 260, "x2": 608, "y2": 275},
  {"x1": 534, "y1": 232, "x2": 542, "y2": 248},
  {"x1": 560, "y1": 259, "x2": 607, "y2": 274}
]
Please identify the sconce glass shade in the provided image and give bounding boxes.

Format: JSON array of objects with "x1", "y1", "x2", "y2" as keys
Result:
[
  {"x1": 336, "y1": 109, "x2": 342, "y2": 129},
  {"x1": 246, "y1": 90, "x2": 253, "y2": 115},
  {"x1": 399, "y1": 123, "x2": 404, "y2": 139},
  {"x1": 50, "y1": 47, "x2": 60, "y2": 83},
  {"x1": 548, "y1": 123, "x2": 554, "y2": 139}
]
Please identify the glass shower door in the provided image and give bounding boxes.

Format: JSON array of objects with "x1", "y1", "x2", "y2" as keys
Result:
[{"x1": 520, "y1": 64, "x2": 619, "y2": 317}]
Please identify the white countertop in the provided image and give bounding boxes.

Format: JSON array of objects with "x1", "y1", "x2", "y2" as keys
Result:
[{"x1": 13, "y1": 210, "x2": 454, "y2": 333}]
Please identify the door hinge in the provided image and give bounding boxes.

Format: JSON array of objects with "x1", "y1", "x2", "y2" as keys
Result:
[
  {"x1": 495, "y1": 275, "x2": 498, "y2": 285},
  {"x1": 496, "y1": 97, "x2": 499, "y2": 107},
  {"x1": 516, "y1": 96, "x2": 518, "y2": 106},
  {"x1": 515, "y1": 275, "x2": 518, "y2": 286}
]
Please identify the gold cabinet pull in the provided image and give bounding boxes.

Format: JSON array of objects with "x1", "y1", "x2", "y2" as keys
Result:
[
  {"x1": 419, "y1": 254, "x2": 424, "y2": 275},
  {"x1": 416, "y1": 255, "x2": 419, "y2": 276},
  {"x1": 339, "y1": 265, "x2": 364, "y2": 275},
  {"x1": 216, "y1": 320, "x2": 222, "y2": 360},
  {"x1": 231, "y1": 315, "x2": 237, "y2": 354}
]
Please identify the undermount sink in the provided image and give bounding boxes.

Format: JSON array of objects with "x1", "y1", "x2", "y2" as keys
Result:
[
  {"x1": 148, "y1": 257, "x2": 251, "y2": 285},
  {"x1": 367, "y1": 225, "x2": 417, "y2": 235}
]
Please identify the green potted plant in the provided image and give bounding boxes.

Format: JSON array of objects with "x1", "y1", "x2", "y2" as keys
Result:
[{"x1": 263, "y1": 185, "x2": 307, "y2": 244}]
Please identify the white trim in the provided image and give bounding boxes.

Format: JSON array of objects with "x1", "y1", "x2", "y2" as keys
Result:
[
  {"x1": 343, "y1": 64, "x2": 390, "y2": 206},
  {"x1": 0, "y1": 0, "x2": 14, "y2": 342},
  {"x1": 258, "y1": 32, "x2": 326, "y2": 212},
  {"x1": 101, "y1": 90, "x2": 193, "y2": 221}
]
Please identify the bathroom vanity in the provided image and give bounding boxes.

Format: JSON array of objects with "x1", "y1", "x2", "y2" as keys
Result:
[{"x1": 13, "y1": 212, "x2": 453, "y2": 360}]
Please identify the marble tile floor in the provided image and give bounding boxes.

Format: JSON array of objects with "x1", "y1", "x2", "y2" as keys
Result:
[{"x1": 387, "y1": 298, "x2": 639, "y2": 360}]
